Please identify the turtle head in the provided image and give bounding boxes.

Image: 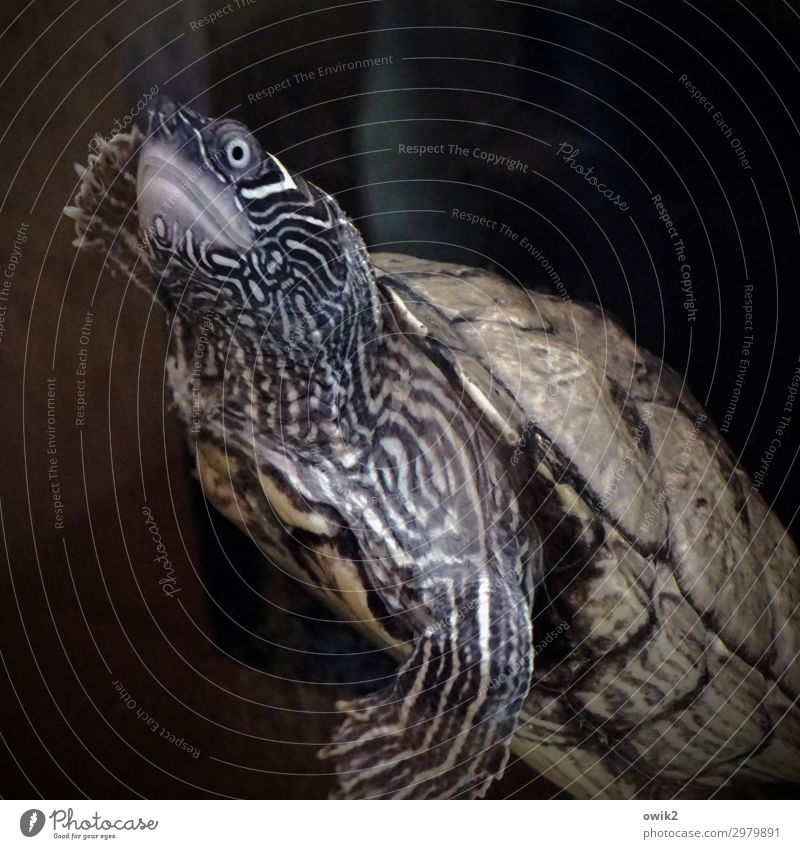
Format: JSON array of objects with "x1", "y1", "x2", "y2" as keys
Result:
[
  {"x1": 136, "y1": 96, "x2": 261, "y2": 260},
  {"x1": 136, "y1": 96, "x2": 378, "y2": 361}
]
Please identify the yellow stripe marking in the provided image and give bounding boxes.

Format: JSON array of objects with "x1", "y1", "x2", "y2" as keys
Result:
[{"x1": 258, "y1": 471, "x2": 334, "y2": 536}]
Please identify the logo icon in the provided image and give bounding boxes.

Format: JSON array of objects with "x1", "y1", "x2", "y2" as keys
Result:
[{"x1": 19, "y1": 809, "x2": 45, "y2": 837}]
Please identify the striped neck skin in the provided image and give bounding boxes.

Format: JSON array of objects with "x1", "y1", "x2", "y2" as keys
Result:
[{"x1": 137, "y1": 97, "x2": 383, "y2": 454}]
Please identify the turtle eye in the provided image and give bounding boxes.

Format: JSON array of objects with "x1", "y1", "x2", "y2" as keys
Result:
[{"x1": 223, "y1": 137, "x2": 251, "y2": 170}]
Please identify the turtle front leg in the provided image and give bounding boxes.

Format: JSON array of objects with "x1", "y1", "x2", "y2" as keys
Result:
[{"x1": 319, "y1": 570, "x2": 533, "y2": 799}]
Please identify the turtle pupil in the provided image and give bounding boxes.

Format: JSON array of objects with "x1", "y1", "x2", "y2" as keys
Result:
[{"x1": 224, "y1": 138, "x2": 250, "y2": 169}]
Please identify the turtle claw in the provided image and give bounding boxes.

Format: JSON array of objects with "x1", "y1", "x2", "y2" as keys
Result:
[
  {"x1": 320, "y1": 683, "x2": 512, "y2": 800},
  {"x1": 320, "y1": 577, "x2": 533, "y2": 799}
]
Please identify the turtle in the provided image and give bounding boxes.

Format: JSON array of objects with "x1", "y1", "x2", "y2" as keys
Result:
[{"x1": 66, "y1": 95, "x2": 800, "y2": 799}]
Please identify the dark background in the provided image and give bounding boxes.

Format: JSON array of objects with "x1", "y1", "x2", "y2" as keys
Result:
[{"x1": 0, "y1": 0, "x2": 798, "y2": 799}]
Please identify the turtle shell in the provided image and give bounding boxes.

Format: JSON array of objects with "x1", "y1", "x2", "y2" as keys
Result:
[{"x1": 374, "y1": 251, "x2": 800, "y2": 797}]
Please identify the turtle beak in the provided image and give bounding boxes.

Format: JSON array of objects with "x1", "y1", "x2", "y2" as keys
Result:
[{"x1": 137, "y1": 97, "x2": 254, "y2": 254}]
